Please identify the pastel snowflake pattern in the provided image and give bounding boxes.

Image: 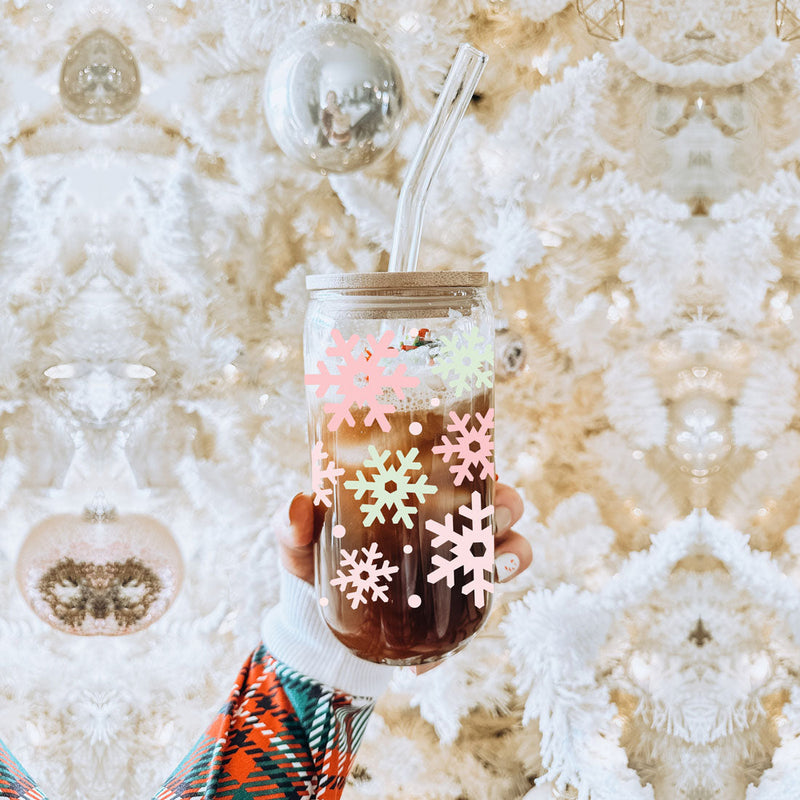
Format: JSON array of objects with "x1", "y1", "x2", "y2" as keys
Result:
[
  {"x1": 330, "y1": 542, "x2": 399, "y2": 609},
  {"x1": 305, "y1": 329, "x2": 419, "y2": 432},
  {"x1": 432, "y1": 408, "x2": 495, "y2": 486},
  {"x1": 345, "y1": 445, "x2": 438, "y2": 529},
  {"x1": 426, "y1": 491, "x2": 494, "y2": 608},
  {"x1": 310, "y1": 440, "x2": 345, "y2": 508},
  {"x1": 431, "y1": 327, "x2": 493, "y2": 398}
]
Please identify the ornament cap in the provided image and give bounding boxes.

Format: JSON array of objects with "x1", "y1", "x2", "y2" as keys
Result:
[{"x1": 318, "y1": 2, "x2": 357, "y2": 23}]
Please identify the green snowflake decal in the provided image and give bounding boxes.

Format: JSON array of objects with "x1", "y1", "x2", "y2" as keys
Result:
[
  {"x1": 344, "y1": 446, "x2": 438, "y2": 529},
  {"x1": 432, "y1": 327, "x2": 493, "y2": 398}
]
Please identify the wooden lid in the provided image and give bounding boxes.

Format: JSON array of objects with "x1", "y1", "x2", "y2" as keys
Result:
[{"x1": 305, "y1": 271, "x2": 488, "y2": 291}]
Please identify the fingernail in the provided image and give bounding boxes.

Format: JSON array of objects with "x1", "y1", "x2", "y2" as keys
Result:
[
  {"x1": 495, "y1": 506, "x2": 512, "y2": 532},
  {"x1": 494, "y1": 552, "x2": 520, "y2": 583},
  {"x1": 288, "y1": 492, "x2": 304, "y2": 525}
]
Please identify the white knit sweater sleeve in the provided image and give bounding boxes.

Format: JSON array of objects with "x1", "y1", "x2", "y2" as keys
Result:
[{"x1": 261, "y1": 569, "x2": 395, "y2": 698}]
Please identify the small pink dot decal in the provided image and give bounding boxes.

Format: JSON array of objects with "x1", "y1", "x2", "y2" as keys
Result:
[
  {"x1": 430, "y1": 397, "x2": 441, "y2": 408},
  {"x1": 319, "y1": 597, "x2": 329, "y2": 607},
  {"x1": 403, "y1": 544, "x2": 413, "y2": 554},
  {"x1": 332, "y1": 524, "x2": 346, "y2": 539},
  {"x1": 409, "y1": 421, "x2": 422, "y2": 436},
  {"x1": 408, "y1": 594, "x2": 421, "y2": 608}
]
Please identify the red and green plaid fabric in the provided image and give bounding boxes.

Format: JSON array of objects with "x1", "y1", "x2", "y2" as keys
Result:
[
  {"x1": 0, "y1": 643, "x2": 374, "y2": 800},
  {"x1": 154, "y1": 643, "x2": 375, "y2": 799}
]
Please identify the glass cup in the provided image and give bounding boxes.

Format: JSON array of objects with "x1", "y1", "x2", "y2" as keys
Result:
[{"x1": 304, "y1": 272, "x2": 495, "y2": 665}]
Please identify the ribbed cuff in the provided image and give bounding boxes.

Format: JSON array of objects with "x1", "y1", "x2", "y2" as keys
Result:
[{"x1": 261, "y1": 570, "x2": 395, "y2": 698}]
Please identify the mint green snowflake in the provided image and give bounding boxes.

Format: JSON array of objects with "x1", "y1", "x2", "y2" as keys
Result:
[
  {"x1": 345, "y1": 446, "x2": 438, "y2": 529},
  {"x1": 432, "y1": 327, "x2": 493, "y2": 398}
]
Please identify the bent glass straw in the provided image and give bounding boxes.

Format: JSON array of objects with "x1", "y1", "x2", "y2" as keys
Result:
[{"x1": 388, "y1": 43, "x2": 488, "y2": 273}]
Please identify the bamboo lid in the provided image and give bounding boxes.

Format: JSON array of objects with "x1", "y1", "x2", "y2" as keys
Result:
[{"x1": 305, "y1": 271, "x2": 488, "y2": 291}]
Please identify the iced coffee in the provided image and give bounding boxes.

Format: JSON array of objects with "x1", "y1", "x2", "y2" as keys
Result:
[{"x1": 304, "y1": 272, "x2": 495, "y2": 665}]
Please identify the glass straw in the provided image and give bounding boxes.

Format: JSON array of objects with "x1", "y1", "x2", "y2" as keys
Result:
[{"x1": 388, "y1": 43, "x2": 488, "y2": 274}]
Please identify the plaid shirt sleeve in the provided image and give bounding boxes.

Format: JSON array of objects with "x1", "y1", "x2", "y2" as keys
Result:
[
  {"x1": 0, "y1": 740, "x2": 49, "y2": 800},
  {"x1": 0, "y1": 575, "x2": 389, "y2": 800},
  {"x1": 152, "y1": 643, "x2": 376, "y2": 800},
  {"x1": 0, "y1": 642, "x2": 374, "y2": 800}
]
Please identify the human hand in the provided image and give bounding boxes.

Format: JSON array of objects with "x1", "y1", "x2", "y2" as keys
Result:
[
  {"x1": 278, "y1": 485, "x2": 532, "y2": 674},
  {"x1": 279, "y1": 483, "x2": 532, "y2": 589}
]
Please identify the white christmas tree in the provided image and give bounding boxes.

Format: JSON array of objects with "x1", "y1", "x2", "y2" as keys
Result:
[{"x1": 0, "y1": 1, "x2": 797, "y2": 800}]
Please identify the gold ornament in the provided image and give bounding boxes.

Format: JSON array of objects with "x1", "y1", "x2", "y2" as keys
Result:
[
  {"x1": 16, "y1": 493, "x2": 183, "y2": 635},
  {"x1": 59, "y1": 29, "x2": 141, "y2": 124},
  {"x1": 575, "y1": 0, "x2": 624, "y2": 41},
  {"x1": 776, "y1": 0, "x2": 800, "y2": 40}
]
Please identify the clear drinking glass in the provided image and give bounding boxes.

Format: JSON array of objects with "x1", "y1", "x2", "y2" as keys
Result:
[{"x1": 304, "y1": 272, "x2": 495, "y2": 665}]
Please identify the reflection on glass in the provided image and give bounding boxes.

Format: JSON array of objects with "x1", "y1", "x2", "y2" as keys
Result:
[{"x1": 320, "y1": 90, "x2": 352, "y2": 146}]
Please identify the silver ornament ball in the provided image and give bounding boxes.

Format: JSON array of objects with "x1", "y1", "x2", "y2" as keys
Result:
[
  {"x1": 60, "y1": 29, "x2": 141, "y2": 124},
  {"x1": 264, "y1": 3, "x2": 405, "y2": 173}
]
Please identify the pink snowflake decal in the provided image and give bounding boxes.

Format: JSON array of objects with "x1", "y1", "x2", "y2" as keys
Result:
[
  {"x1": 305, "y1": 329, "x2": 420, "y2": 432},
  {"x1": 432, "y1": 408, "x2": 495, "y2": 486},
  {"x1": 330, "y1": 542, "x2": 399, "y2": 609},
  {"x1": 426, "y1": 491, "x2": 494, "y2": 609},
  {"x1": 310, "y1": 440, "x2": 345, "y2": 508}
]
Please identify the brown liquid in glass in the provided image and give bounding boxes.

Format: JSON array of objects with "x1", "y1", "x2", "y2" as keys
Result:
[{"x1": 314, "y1": 393, "x2": 494, "y2": 665}]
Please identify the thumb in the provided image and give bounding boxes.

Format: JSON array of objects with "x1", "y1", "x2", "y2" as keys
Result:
[{"x1": 276, "y1": 493, "x2": 319, "y2": 585}]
